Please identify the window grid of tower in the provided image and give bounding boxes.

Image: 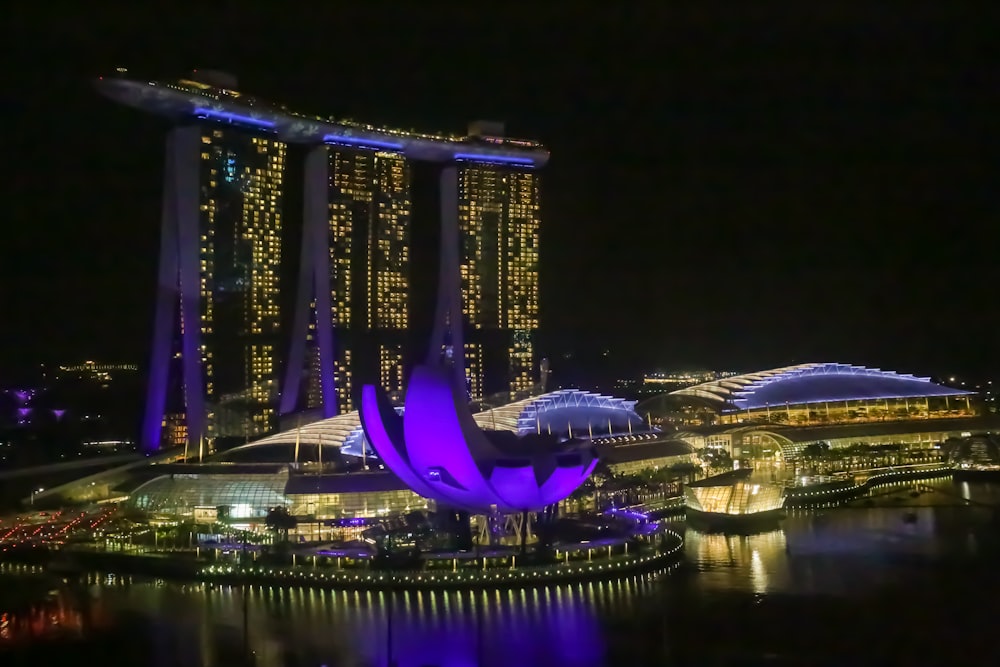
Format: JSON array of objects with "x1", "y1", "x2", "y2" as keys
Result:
[
  {"x1": 505, "y1": 171, "x2": 540, "y2": 397},
  {"x1": 457, "y1": 167, "x2": 503, "y2": 329},
  {"x1": 324, "y1": 150, "x2": 373, "y2": 413},
  {"x1": 379, "y1": 344, "x2": 405, "y2": 403},
  {"x1": 306, "y1": 299, "x2": 323, "y2": 409},
  {"x1": 305, "y1": 147, "x2": 412, "y2": 413},
  {"x1": 197, "y1": 129, "x2": 285, "y2": 439},
  {"x1": 334, "y1": 349, "x2": 352, "y2": 415},
  {"x1": 464, "y1": 343, "x2": 483, "y2": 402},
  {"x1": 458, "y1": 164, "x2": 540, "y2": 401},
  {"x1": 372, "y1": 152, "x2": 411, "y2": 331},
  {"x1": 329, "y1": 149, "x2": 372, "y2": 329}
]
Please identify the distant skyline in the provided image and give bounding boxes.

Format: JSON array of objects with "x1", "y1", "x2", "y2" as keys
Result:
[{"x1": 5, "y1": 4, "x2": 998, "y2": 383}]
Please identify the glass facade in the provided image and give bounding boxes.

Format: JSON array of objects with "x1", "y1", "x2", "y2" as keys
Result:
[
  {"x1": 458, "y1": 166, "x2": 540, "y2": 402},
  {"x1": 129, "y1": 473, "x2": 287, "y2": 519},
  {"x1": 304, "y1": 147, "x2": 411, "y2": 412},
  {"x1": 685, "y1": 482, "x2": 784, "y2": 515},
  {"x1": 198, "y1": 129, "x2": 285, "y2": 439},
  {"x1": 286, "y1": 488, "x2": 427, "y2": 519},
  {"x1": 127, "y1": 471, "x2": 426, "y2": 522}
]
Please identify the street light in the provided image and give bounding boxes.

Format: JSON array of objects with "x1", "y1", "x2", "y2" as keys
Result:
[{"x1": 30, "y1": 488, "x2": 44, "y2": 506}]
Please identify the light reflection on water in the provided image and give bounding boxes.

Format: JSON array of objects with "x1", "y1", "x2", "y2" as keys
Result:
[
  {"x1": 1, "y1": 569, "x2": 662, "y2": 667},
  {"x1": 2, "y1": 479, "x2": 999, "y2": 666},
  {"x1": 679, "y1": 477, "x2": 1000, "y2": 597}
]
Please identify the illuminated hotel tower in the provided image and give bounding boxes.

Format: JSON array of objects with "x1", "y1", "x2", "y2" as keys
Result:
[
  {"x1": 98, "y1": 69, "x2": 546, "y2": 447},
  {"x1": 281, "y1": 144, "x2": 411, "y2": 418},
  {"x1": 99, "y1": 70, "x2": 285, "y2": 451},
  {"x1": 457, "y1": 126, "x2": 541, "y2": 403},
  {"x1": 144, "y1": 124, "x2": 285, "y2": 449},
  {"x1": 282, "y1": 124, "x2": 544, "y2": 417}
]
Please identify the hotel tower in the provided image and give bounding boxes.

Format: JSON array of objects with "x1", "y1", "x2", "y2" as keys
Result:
[{"x1": 98, "y1": 69, "x2": 547, "y2": 451}]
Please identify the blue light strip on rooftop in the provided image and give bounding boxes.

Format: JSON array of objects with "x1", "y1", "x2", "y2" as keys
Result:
[
  {"x1": 193, "y1": 108, "x2": 276, "y2": 130},
  {"x1": 453, "y1": 152, "x2": 535, "y2": 166},
  {"x1": 723, "y1": 389, "x2": 974, "y2": 412},
  {"x1": 323, "y1": 134, "x2": 404, "y2": 150}
]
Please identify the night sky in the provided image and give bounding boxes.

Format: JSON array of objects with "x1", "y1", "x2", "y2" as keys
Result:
[{"x1": 5, "y1": 4, "x2": 998, "y2": 384}]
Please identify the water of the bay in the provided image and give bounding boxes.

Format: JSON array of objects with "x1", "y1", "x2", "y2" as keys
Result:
[{"x1": 2, "y1": 478, "x2": 1000, "y2": 666}]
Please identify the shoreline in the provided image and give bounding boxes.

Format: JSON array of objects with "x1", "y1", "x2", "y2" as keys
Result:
[{"x1": 0, "y1": 530, "x2": 685, "y2": 591}]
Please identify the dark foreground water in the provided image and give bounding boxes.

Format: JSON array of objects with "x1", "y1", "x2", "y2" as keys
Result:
[{"x1": 3, "y1": 479, "x2": 1000, "y2": 666}]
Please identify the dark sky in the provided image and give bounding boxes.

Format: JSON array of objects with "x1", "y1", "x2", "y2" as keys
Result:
[{"x1": 4, "y1": 3, "x2": 998, "y2": 383}]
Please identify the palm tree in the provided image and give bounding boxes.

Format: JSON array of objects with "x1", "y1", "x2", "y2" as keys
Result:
[{"x1": 697, "y1": 448, "x2": 734, "y2": 473}]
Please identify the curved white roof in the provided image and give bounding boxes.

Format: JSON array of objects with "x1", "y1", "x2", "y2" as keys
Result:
[
  {"x1": 475, "y1": 389, "x2": 639, "y2": 435},
  {"x1": 224, "y1": 389, "x2": 643, "y2": 459},
  {"x1": 669, "y1": 362, "x2": 973, "y2": 412}
]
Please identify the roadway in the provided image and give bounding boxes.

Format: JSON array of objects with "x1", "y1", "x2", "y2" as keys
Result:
[{"x1": 0, "y1": 506, "x2": 116, "y2": 554}]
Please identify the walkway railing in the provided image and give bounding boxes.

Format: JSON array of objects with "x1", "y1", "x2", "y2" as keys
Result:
[
  {"x1": 197, "y1": 529, "x2": 684, "y2": 590},
  {"x1": 783, "y1": 464, "x2": 953, "y2": 507}
]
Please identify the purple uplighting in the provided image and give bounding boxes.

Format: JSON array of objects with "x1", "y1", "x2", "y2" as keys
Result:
[
  {"x1": 12, "y1": 389, "x2": 31, "y2": 405},
  {"x1": 330, "y1": 517, "x2": 375, "y2": 527},
  {"x1": 360, "y1": 365, "x2": 597, "y2": 513},
  {"x1": 52, "y1": 409, "x2": 66, "y2": 420},
  {"x1": 604, "y1": 507, "x2": 651, "y2": 521}
]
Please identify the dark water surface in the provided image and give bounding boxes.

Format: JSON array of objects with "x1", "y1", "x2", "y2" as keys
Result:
[{"x1": 2, "y1": 479, "x2": 1000, "y2": 666}]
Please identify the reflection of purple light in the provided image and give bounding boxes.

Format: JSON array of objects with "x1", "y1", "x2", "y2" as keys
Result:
[
  {"x1": 453, "y1": 152, "x2": 535, "y2": 166},
  {"x1": 321, "y1": 516, "x2": 378, "y2": 527},
  {"x1": 322, "y1": 134, "x2": 403, "y2": 150},
  {"x1": 604, "y1": 507, "x2": 650, "y2": 521},
  {"x1": 632, "y1": 522, "x2": 660, "y2": 535},
  {"x1": 52, "y1": 409, "x2": 66, "y2": 420},
  {"x1": 192, "y1": 107, "x2": 276, "y2": 130},
  {"x1": 381, "y1": 584, "x2": 606, "y2": 667},
  {"x1": 360, "y1": 365, "x2": 596, "y2": 513},
  {"x1": 12, "y1": 390, "x2": 31, "y2": 405},
  {"x1": 315, "y1": 549, "x2": 372, "y2": 558},
  {"x1": 330, "y1": 517, "x2": 372, "y2": 527}
]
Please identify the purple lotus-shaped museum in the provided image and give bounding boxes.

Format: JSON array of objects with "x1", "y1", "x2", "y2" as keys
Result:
[{"x1": 360, "y1": 365, "x2": 598, "y2": 514}]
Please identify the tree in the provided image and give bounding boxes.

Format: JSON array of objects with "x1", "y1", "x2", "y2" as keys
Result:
[
  {"x1": 801, "y1": 442, "x2": 831, "y2": 460},
  {"x1": 697, "y1": 448, "x2": 733, "y2": 472},
  {"x1": 265, "y1": 506, "x2": 298, "y2": 544}
]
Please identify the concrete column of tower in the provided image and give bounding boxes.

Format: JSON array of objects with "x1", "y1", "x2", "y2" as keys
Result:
[
  {"x1": 142, "y1": 125, "x2": 207, "y2": 452},
  {"x1": 427, "y1": 164, "x2": 465, "y2": 392},
  {"x1": 173, "y1": 125, "x2": 208, "y2": 449},
  {"x1": 281, "y1": 144, "x2": 336, "y2": 418},
  {"x1": 310, "y1": 146, "x2": 337, "y2": 418},
  {"x1": 141, "y1": 128, "x2": 184, "y2": 452}
]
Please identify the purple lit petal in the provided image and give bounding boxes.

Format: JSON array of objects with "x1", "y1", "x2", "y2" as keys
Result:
[{"x1": 359, "y1": 384, "x2": 440, "y2": 500}]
